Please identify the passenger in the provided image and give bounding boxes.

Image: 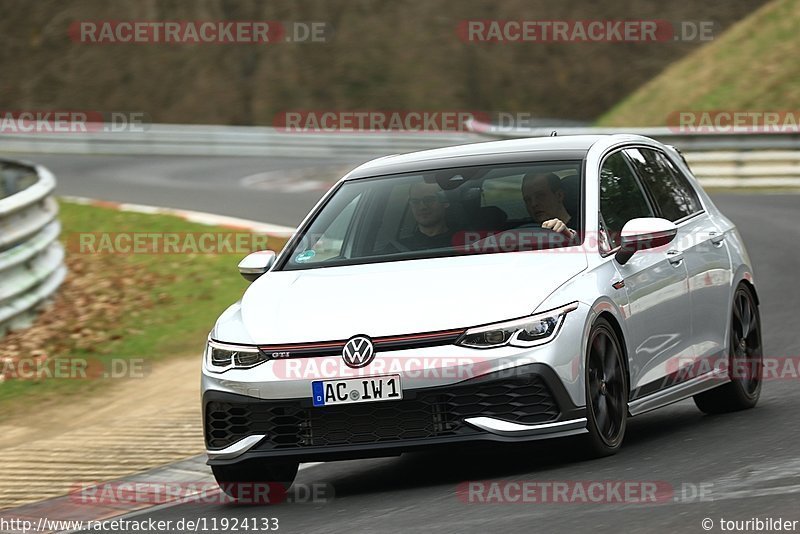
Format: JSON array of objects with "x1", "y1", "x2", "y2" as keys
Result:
[{"x1": 399, "y1": 182, "x2": 454, "y2": 250}]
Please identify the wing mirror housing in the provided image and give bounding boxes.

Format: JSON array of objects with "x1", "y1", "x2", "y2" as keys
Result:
[
  {"x1": 615, "y1": 218, "x2": 678, "y2": 265},
  {"x1": 238, "y1": 250, "x2": 276, "y2": 282}
]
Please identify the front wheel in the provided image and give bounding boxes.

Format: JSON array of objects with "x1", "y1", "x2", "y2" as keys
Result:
[
  {"x1": 212, "y1": 460, "x2": 299, "y2": 504},
  {"x1": 583, "y1": 317, "x2": 628, "y2": 457},
  {"x1": 693, "y1": 284, "x2": 762, "y2": 414}
]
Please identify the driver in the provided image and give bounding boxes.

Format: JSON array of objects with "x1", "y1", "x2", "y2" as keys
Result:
[{"x1": 521, "y1": 172, "x2": 576, "y2": 239}]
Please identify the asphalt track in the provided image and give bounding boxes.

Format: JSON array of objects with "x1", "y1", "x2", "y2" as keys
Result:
[
  {"x1": 8, "y1": 152, "x2": 800, "y2": 533},
  {"x1": 17, "y1": 153, "x2": 364, "y2": 227}
]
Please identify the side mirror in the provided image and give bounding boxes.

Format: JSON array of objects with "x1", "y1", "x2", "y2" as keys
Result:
[
  {"x1": 615, "y1": 218, "x2": 677, "y2": 265},
  {"x1": 238, "y1": 250, "x2": 276, "y2": 282}
]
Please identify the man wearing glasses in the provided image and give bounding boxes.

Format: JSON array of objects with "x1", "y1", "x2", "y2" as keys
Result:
[{"x1": 399, "y1": 182, "x2": 454, "y2": 250}]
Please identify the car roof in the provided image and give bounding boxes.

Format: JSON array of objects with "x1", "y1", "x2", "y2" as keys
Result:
[{"x1": 344, "y1": 134, "x2": 623, "y2": 180}]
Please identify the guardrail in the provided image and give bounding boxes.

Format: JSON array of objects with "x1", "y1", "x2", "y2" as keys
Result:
[
  {"x1": 0, "y1": 124, "x2": 478, "y2": 158},
  {"x1": 2, "y1": 123, "x2": 800, "y2": 187},
  {"x1": 3, "y1": 123, "x2": 800, "y2": 157},
  {"x1": 0, "y1": 159, "x2": 66, "y2": 338},
  {"x1": 467, "y1": 123, "x2": 800, "y2": 151},
  {"x1": 470, "y1": 123, "x2": 800, "y2": 187},
  {"x1": 681, "y1": 151, "x2": 800, "y2": 188}
]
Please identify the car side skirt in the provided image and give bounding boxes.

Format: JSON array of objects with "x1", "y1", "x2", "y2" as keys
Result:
[{"x1": 628, "y1": 368, "x2": 730, "y2": 417}]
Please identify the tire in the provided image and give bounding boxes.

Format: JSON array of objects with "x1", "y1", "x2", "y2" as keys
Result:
[
  {"x1": 212, "y1": 460, "x2": 299, "y2": 504},
  {"x1": 583, "y1": 317, "x2": 628, "y2": 457},
  {"x1": 693, "y1": 284, "x2": 762, "y2": 414}
]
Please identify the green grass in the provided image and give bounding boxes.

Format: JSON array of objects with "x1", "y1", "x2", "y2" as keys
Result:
[
  {"x1": 598, "y1": 0, "x2": 800, "y2": 126},
  {"x1": 0, "y1": 201, "x2": 286, "y2": 406}
]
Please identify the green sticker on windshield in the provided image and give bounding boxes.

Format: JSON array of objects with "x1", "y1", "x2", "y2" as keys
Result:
[{"x1": 295, "y1": 250, "x2": 316, "y2": 263}]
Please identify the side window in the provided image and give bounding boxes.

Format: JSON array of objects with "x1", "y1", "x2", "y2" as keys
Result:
[
  {"x1": 599, "y1": 151, "x2": 654, "y2": 250},
  {"x1": 662, "y1": 155, "x2": 703, "y2": 214},
  {"x1": 625, "y1": 148, "x2": 701, "y2": 222}
]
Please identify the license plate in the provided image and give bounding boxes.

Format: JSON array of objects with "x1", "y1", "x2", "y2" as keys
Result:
[{"x1": 312, "y1": 375, "x2": 402, "y2": 407}]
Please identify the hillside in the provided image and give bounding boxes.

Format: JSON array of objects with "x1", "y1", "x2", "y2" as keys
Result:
[
  {"x1": 0, "y1": 0, "x2": 766, "y2": 126},
  {"x1": 598, "y1": 0, "x2": 800, "y2": 126}
]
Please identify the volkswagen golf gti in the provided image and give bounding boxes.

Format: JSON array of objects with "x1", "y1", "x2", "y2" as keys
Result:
[{"x1": 202, "y1": 134, "x2": 762, "y2": 495}]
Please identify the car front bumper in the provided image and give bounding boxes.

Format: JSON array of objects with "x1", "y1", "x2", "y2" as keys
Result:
[{"x1": 204, "y1": 363, "x2": 588, "y2": 466}]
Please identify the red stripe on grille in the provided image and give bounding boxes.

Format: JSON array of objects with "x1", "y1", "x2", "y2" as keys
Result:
[{"x1": 257, "y1": 328, "x2": 465, "y2": 353}]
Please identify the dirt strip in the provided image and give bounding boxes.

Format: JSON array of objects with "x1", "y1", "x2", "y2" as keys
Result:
[{"x1": 0, "y1": 355, "x2": 204, "y2": 511}]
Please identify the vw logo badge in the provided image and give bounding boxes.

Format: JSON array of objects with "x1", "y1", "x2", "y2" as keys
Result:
[{"x1": 342, "y1": 336, "x2": 375, "y2": 368}]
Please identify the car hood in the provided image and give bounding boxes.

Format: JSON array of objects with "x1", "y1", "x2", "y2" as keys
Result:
[{"x1": 231, "y1": 251, "x2": 587, "y2": 344}]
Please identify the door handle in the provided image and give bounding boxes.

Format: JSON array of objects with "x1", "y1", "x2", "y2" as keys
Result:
[
  {"x1": 666, "y1": 249, "x2": 684, "y2": 266},
  {"x1": 709, "y1": 231, "x2": 725, "y2": 246}
]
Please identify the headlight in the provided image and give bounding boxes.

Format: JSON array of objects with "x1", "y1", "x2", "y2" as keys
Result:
[
  {"x1": 205, "y1": 339, "x2": 268, "y2": 372},
  {"x1": 457, "y1": 302, "x2": 578, "y2": 349}
]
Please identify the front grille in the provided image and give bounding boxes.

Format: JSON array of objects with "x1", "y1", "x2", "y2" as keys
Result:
[
  {"x1": 205, "y1": 374, "x2": 559, "y2": 450},
  {"x1": 256, "y1": 328, "x2": 466, "y2": 359}
]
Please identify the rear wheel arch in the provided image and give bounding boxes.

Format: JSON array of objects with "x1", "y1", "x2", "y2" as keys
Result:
[
  {"x1": 726, "y1": 276, "x2": 759, "y2": 351},
  {"x1": 693, "y1": 282, "x2": 762, "y2": 414}
]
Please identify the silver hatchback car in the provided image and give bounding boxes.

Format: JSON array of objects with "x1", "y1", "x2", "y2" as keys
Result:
[{"x1": 202, "y1": 135, "x2": 761, "y2": 497}]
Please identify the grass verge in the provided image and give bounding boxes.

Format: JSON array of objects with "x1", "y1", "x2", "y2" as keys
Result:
[
  {"x1": 598, "y1": 0, "x2": 800, "y2": 126},
  {"x1": 0, "y1": 200, "x2": 286, "y2": 407}
]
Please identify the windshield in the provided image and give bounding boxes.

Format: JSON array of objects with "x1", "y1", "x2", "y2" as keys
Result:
[{"x1": 280, "y1": 160, "x2": 583, "y2": 270}]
